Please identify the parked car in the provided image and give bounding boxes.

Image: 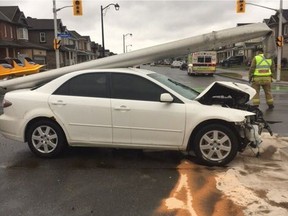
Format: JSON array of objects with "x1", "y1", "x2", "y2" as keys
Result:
[
  {"x1": 220, "y1": 56, "x2": 244, "y2": 67},
  {"x1": 171, "y1": 60, "x2": 183, "y2": 68},
  {"x1": 180, "y1": 62, "x2": 188, "y2": 70},
  {"x1": 0, "y1": 68, "x2": 270, "y2": 166}
]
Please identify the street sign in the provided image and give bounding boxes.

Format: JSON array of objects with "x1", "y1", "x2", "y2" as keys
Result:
[{"x1": 57, "y1": 32, "x2": 71, "y2": 38}]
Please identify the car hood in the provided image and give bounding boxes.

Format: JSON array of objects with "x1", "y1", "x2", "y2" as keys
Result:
[{"x1": 195, "y1": 81, "x2": 256, "y2": 106}]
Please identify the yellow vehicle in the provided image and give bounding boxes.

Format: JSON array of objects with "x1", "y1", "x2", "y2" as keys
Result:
[
  {"x1": 0, "y1": 58, "x2": 44, "y2": 79},
  {"x1": 187, "y1": 51, "x2": 217, "y2": 76}
]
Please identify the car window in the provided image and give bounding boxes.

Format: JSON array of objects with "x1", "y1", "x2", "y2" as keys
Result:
[
  {"x1": 53, "y1": 73, "x2": 109, "y2": 98},
  {"x1": 148, "y1": 73, "x2": 199, "y2": 100},
  {"x1": 111, "y1": 73, "x2": 166, "y2": 101}
]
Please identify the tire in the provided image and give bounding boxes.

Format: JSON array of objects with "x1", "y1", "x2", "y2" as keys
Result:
[
  {"x1": 27, "y1": 119, "x2": 67, "y2": 158},
  {"x1": 192, "y1": 124, "x2": 239, "y2": 166}
]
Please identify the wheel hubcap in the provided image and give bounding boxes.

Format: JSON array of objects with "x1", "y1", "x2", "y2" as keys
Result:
[
  {"x1": 200, "y1": 130, "x2": 232, "y2": 161},
  {"x1": 32, "y1": 126, "x2": 58, "y2": 153}
]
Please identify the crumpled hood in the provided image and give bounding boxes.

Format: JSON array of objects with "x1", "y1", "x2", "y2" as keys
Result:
[{"x1": 195, "y1": 81, "x2": 256, "y2": 105}]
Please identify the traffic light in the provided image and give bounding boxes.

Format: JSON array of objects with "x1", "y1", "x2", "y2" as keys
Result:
[
  {"x1": 276, "y1": 36, "x2": 284, "y2": 47},
  {"x1": 73, "y1": 0, "x2": 83, "y2": 16},
  {"x1": 236, "y1": 0, "x2": 246, "y2": 13},
  {"x1": 53, "y1": 39, "x2": 61, "y2": 50}
]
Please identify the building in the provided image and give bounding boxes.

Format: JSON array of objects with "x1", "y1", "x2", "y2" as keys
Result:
[
  {"x1": 27, "y1": 18, "x2": 98, "y2": 69},
  {"x1": 0, "y1": 6, "x2": 114, "y2": 70},
  {"x1": 265, "y1": 9, "x2": 288, "y2": 67},
  {"x1": 0, "y1": 6, "x2": 47, "y2": 64},
  {"x1": 64, "y1": 30, "x2": 96, "y2": 65}
]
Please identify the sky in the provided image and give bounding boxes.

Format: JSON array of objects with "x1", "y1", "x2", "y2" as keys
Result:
[{"x1": 0, "y1": 0, "x2": 287, "y2": 54}]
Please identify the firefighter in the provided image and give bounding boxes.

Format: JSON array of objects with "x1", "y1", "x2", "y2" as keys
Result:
[{"x1": 249, "y1": 48, "x2": 275, "y2": 109}]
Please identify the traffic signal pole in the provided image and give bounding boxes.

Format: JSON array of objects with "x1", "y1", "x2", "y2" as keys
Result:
[
  {"x1": 244, "y1": 1, "x2": 283, "y2": 81},
  {"x1": 52, "y1": 0, "x2": 81, "y2": 69},
  {"x1": 277, "y1": 0, "x2": 283, "y2": 81},
  {"x1": 53, "y1": 0, "x2": 60, "y2": 68}
]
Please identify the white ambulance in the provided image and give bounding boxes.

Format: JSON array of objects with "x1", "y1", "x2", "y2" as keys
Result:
[{"x1": 187, "y1": 51, "x2": 217, "y2": 76}]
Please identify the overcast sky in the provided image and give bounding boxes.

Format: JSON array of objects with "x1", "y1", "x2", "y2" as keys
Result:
[{"x1": 0, "y1": 0, "x2": 286, "y2": 53}]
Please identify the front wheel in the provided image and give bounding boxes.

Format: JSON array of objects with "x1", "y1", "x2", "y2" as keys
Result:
[
  {"x1": 27, "y1": 119, "x2": 67, "y2": 158},
  {"x1": 192, "y1": 124, "x2": 239, "y2": 166}
]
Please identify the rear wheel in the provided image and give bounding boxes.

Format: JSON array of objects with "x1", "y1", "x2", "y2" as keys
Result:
[
  {"x1": 192, "y1": 124, "x2": 239, "y2": 166},
  {"x1": 27, "y1": 119, "x2": 67, "y2": 158}
]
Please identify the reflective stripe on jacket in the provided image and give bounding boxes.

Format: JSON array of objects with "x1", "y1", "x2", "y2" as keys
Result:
[{"x1": 253, "y1": 54, "x2": 272, "y2": 76}]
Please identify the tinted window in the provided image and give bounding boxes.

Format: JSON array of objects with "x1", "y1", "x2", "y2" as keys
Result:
[
  {"x1": 205, "y1": 57, "x2": 212, "y2": 63},
  {"x1": 198, "y1": 57, "x2": 204, "y2": 63},
  {"x1": 111, "y1": 73, "x2": 166, "y2": 101},
  {"x1": 197, "y1": 56, "x2": 211, "y2": 63},
  {"x1": 53, "y1": 73, "x2": 108, "y2": 98}
]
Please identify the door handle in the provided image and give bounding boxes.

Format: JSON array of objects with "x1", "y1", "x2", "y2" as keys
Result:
[
  {"x1": 114, "y1": 105, "x2": 130, "y2": 111},
  {"x1": 51, "y1": 100, "x2": 66, "y2": 106}
]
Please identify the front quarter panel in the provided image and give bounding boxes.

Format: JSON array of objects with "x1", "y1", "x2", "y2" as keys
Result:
[{"x1": 182, "y1": 102, "x2": 254, "y2": 148}]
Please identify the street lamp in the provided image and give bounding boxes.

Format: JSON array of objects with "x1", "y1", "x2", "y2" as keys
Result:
[
  {"x1": 101, "y1": 3, "x2": 120, "y2": 57},
  {"x1": 126, "y1": 44, "x2": 132, "y2": 53},
  {"x1": 123, "y1": 33, "x2": 132, "y2": 53}
]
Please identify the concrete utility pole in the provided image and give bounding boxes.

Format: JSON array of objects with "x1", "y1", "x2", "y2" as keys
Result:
[
  {"x1": 277, "y1": 0, "x2": 283, "y2": 81},
  {"x1": 53, "y1": 0, "x2": 60, "y2": 68},
  {"x1": 246, "y1": 0, "x2": 283, "y2": 81}
]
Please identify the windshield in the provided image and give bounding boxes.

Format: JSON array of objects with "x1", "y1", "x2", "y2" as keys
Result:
[{"x1": 148, "y1": 73, "x2": 200, "y2": 100}]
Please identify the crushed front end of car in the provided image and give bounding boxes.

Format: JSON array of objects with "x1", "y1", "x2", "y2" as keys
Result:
[
  {"x1": 236, "y1": 106, "x2": 273, "y2": 151},
  {"x1": 196, "y1": 81, "x2": 273, "y2": 153}
]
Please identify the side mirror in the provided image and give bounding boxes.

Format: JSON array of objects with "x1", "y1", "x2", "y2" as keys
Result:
[{"x1": 160, "y1": 93, "x2": 174, "y2": 103}]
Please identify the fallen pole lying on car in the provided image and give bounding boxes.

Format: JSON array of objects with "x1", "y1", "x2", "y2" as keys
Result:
[{"x1": 0, "y1": 23, "x2": 276, "y2": 93}]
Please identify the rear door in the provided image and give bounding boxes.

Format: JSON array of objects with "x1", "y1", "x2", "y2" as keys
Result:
[{"x1": 49, "y1": 72, "x2": 112, "y2": 144}]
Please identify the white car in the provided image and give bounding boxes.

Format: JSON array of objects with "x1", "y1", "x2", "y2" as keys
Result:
[
  {"x1": 0, "y1": 68, "x2": 270, "y2": 166},
  {"x1": 170, "y1": 61, "x2": 183, "y2": 68}
]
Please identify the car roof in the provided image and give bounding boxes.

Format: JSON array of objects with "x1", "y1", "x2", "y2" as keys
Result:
[{"x1": 65, "y1": 67, "x2": 155, "y2": 77}]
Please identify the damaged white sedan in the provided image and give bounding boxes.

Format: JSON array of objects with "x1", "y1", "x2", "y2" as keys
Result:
[{"x1": 0, "y1": 68, "x2": 272, "y2": 166}]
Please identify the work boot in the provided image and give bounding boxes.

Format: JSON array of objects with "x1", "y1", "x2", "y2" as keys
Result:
[{"x1": 268, "y1": 104, "x2": 274, "y2": 110}]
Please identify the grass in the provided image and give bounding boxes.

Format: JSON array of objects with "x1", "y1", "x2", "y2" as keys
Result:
[{"x1": 218, "y1": 65, "x2": 288, "y2": 81}]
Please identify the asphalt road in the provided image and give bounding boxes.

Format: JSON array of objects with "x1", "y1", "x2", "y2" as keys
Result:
[{"x1": 0, "y1": 66, "x2": 288, "y2": 215}]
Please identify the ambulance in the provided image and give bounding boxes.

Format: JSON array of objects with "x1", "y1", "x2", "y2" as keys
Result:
[{"x1": 187, "y1": 51, "x2": 217, "y2": 76}]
